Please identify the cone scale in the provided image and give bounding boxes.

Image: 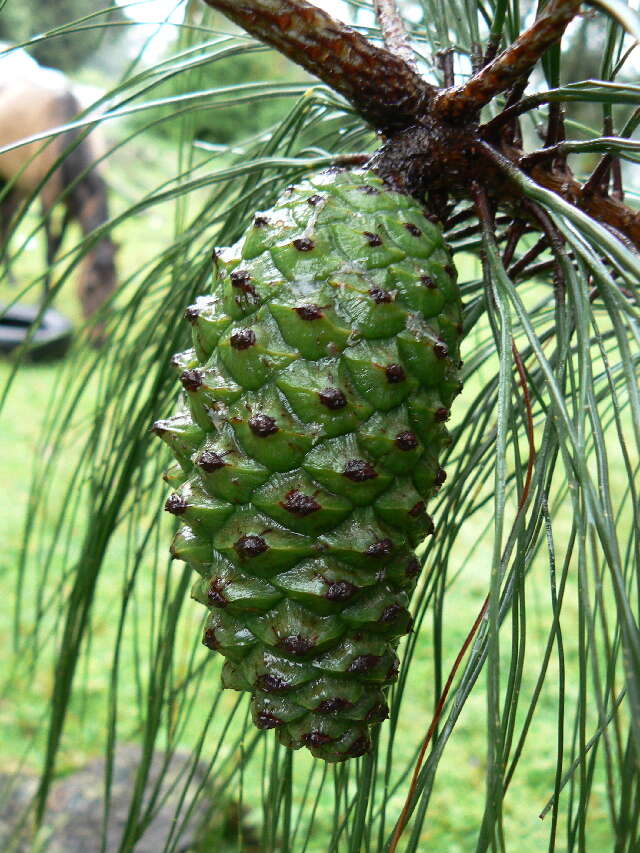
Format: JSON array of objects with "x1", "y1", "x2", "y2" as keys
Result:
[{"x1": 155, "y1": 169, "x2": 463, "y2": 761}]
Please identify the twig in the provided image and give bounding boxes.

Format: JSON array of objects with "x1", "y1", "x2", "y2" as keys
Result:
[
  {"x1": 522, "y1": 135, "x2": 639, "y2": 170},
  {"x1": 373, "y1": 0, "x2": 417, "y2": 70},
  {"x1": 480, "y1": 140, "x2": 640, "y2": 249},
  {"x1": 201, "y1": 0, "x2": 640, "y2": 253},
  {"x1": 531, "y1": 162, "x2": 640, "y2": 248},
  {"x1": 201, "y1": 0, "x2": 434, "y2": 132},
  {"x1": 508, "y1": 236, "x2": 548, "y2": 279},
  {"x1": 448, "y1": 221, "x2": 483, "y2": 241},
  {"x1": 583, "y1": 114, "x2": 615, "y2": 196},
  {"x1": 522, "y1": 198, "x2": 567, "y2": 299},
  {"x1": 436, "y1": 48, "x2": 455, "y2": 87},
  {"x1": 584, "y1": 108, "x2": 640, "y2": 198},
  {"x1": 437, "y1": 0, "x2": 582, "y2": 119},
  {"x1": 519, "y1": 144, "x2": 566, "y2": 169},
  {"x1": 333, "y1": 152, "x2": 372, "y2": 168},
  {"x1": 450, "y1": 219, "x2": 527, "y2": 243},
  {"x1": 544, "y1": 102, "x2": 566, "y2": 149},
  {"x1": 445, "y1": 205, "x2": 477, "y2": 229},
  {"x1": 482, "y1": 92, "x2": 554, "y2": 137},
  {"x1": 502, "y1": 220, "x2": 527, "y2": 268},
  {"x1": 502, "y1": 77, "x2": 530, "y2": 147},
  {"x1": 511, "y1": 259, "x2": 556, "y2": 281},
  {"x1": 611, "y1": 158, "x2": 624, "y2": 201},
  {"x1": 473, "y1": 179, "x2": 495, "y2": 227},
  {"x1": 582, "y1": 152, "x2": 614, "y2": 196}
]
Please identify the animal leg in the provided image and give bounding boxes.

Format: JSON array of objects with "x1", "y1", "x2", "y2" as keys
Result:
[
  {"x1": 77, "y1": 237, "x2": 117, "y2": 347},
  {"x1": 42, "y1": 205, "x2": 70, "y2": 300},
  {"x1": 0, "y1": 187, "x2": 21, "y2": 285}
]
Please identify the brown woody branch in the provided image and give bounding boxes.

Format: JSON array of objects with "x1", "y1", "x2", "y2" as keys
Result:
[
  {"x1": 531, "y1": 163, "x2": 640, "y2": 246},
  {"x1": 435, "y1": 0, "x2": 582, "y2": 120},
  {"x1": 481, "y1": 141, "x2": 640, "y2": 247},
  {"x1": 200, "y1": 0, "x2": 434, "y2": 131},
  {"x1": 481, "y1": 92, "x2": 554, "y2": 137},
  {"x1": 200, "y1": 0, "x2": 640, "y2": 252},
  {"x1": 374, "y1": 0, "x2": 417, "y2": 69}
]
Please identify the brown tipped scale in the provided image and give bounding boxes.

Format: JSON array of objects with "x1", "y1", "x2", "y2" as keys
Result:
[{"x1": 156, "y1": 169, "x2": 463, "y2": 761}]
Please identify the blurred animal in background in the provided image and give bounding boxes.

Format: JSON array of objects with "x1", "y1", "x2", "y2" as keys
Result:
[{"x1": 0, "y1": 45, "x2": 117, "y2": 327}]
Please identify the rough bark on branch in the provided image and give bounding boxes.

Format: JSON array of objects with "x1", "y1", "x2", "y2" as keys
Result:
[
  {"x1": 436, "y1": 0, "x2": 582, "y2": 119},
  {"x1": 199, "y1": 0, "x2": 640, "y2": 252},
  {"x1": 482, "y1": 141, "x2": 640, "y2": 247},
  {"x1": 532, "y1": 164, "x2": 640, "y2": 247},
  {"x1": 373, "y1": 0, "x2": 417, "y2": 69},
  {"x1": 201, "y1": 0, "x2": 434, "y2": 131}
]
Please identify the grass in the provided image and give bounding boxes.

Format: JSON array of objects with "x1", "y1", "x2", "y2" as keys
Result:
[
  {"x1": 0, "y1": 128, "x2": 624, "y2": 852},
  {"x1": 0, "y1": 388, "x2": 616, "y2": 849}
]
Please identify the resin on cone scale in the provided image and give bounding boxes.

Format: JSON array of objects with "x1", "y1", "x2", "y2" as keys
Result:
[{"x1": 155, "y1": 168, "x2": 463, "y2": 761}]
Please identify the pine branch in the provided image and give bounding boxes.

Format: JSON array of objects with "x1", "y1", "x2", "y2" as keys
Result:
[
  {"x1": 481, "y1": 92, "x2": 553, "y2": 136},
  {"x1": 197, "y1": 0, "x2": 640, "y2": 250},
  {"x1": 373, "y1": 0, "x2": 417, "y2": 70},
  {"x1": 435, "y1": 0, "x2": 582, "y2": 119},
  {"x1": 437, "y1": 49, "x2": 455, "y2": 88},
  {"x1": 479, "y1": 141, "x2": 640, "y2": 248},
  {"x1": 200, "y1": 0, "x2": 434, "y2": 131},
  {"x1": 507, "y1": 235, "x2": 548, "y2": 278},
  {"x1": 530, "y1": 161, "x2": 640, "y2": 247},
  {"x1": 584, "y1": 107, "x2": 640, "y2": 196}
]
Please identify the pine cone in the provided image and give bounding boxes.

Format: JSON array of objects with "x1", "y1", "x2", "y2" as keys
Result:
[{"x1": 154, "y1": 169, "x2": 463, "y2": 761}]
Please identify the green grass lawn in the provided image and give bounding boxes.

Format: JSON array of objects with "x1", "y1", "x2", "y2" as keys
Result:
[{"x1": 0, "y1": 130, "x2": 621, "y2": 851}]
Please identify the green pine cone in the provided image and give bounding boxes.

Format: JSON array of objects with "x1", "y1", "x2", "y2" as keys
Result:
[{"x1": 155, "y1": 168, "x2": 463, "y2": 762}]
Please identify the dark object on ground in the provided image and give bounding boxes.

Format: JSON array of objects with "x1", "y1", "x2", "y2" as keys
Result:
[
  {"x1": 0, "y1": 745, "x2": 215, "y2": 852},
  {"x1": 0, "y1": 772, "x2": 37, "y2": 852},
  {"x1": 0, "y1": 302, "x2": 73, "y2": 361}
]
